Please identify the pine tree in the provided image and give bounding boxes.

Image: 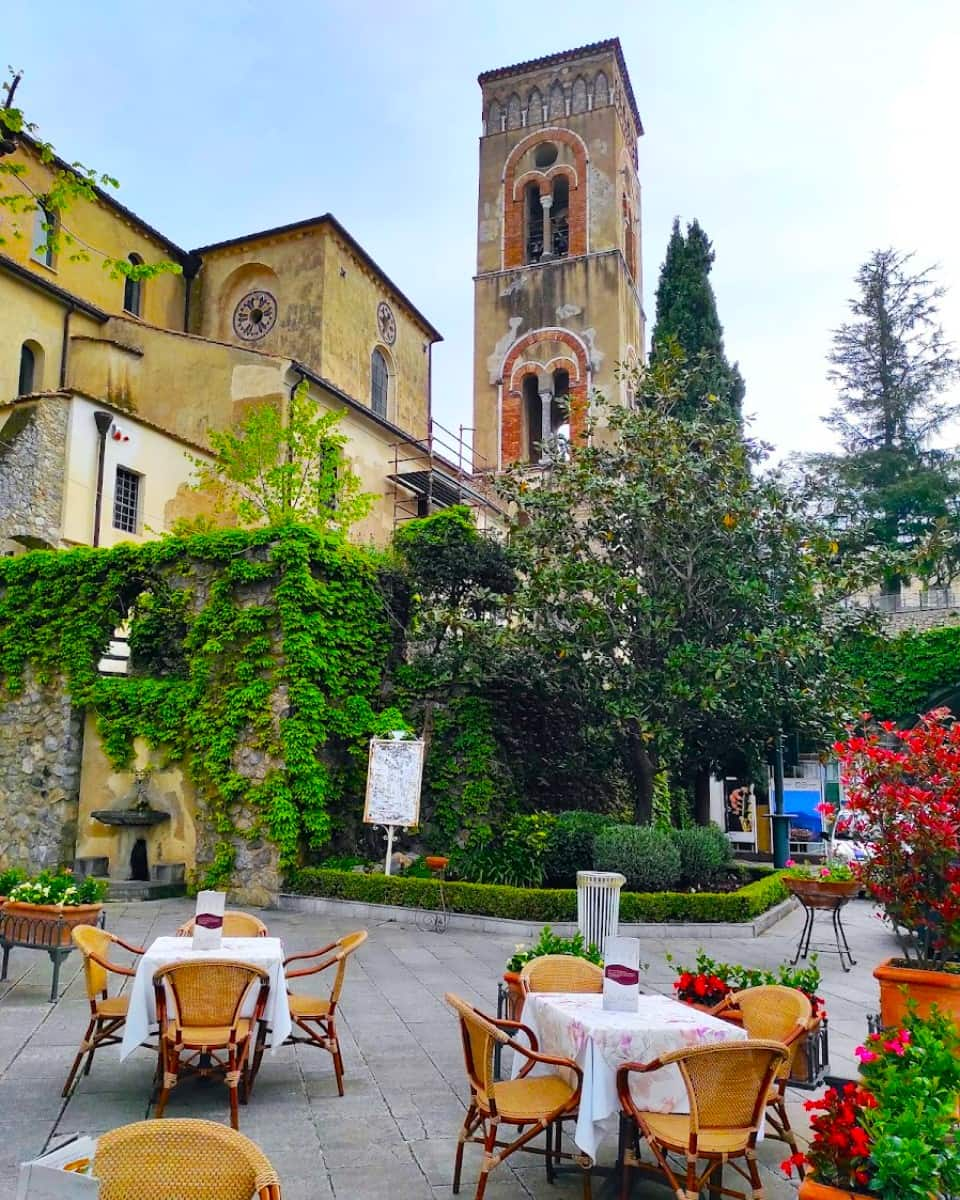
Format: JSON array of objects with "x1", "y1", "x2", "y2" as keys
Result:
[
  {"x1": 811, "y1": 250, "x2": 960, "y2": 587},
  {"x1": 649, "y1": 218, "x2": 745, "y2": 420}
]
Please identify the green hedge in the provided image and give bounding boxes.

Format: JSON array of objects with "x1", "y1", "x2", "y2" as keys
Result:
[{"x1": 283, "y1": 867, "x2": 788, "y2": 924}]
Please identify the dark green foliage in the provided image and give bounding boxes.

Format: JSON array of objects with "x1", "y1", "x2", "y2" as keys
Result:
[
  {"x1": 835, "y1": 625, "x2": 960, "y2": 720},
  {"x1": 420, "y1": 697, "x2": 505, "y2": 846},
  {"x1": 543, "y1": 810, "x2": 618, "y2": 887},
  {"x1": 448, "y1": 812, "x2": 554, "y2": 888},
  {"x1": 649, "y1": 218, "x2": 745, "y2": 421},
  {"x1": 284, "y1": 867, "x2": 789, "y2": 924},
  {"x1": 506, "y1": 927, "x2": 603, "y2": 972},
  {"x1": 670, "y1": 823, "x2": 732, "y2": 887},
  {"x1": 0, "y1": 526, "x2": 395, "y2": 885},
  {"x1": 593, "y1": 825, "x2": 682, "y2": 891}
]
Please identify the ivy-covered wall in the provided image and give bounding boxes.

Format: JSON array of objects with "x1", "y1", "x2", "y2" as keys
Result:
[
  {"x1": 836, "y1": 624, "x2": 960, "y2": 721},
  {"x1": 0, "y1": 526, "x2": 400, "y2": 899}
]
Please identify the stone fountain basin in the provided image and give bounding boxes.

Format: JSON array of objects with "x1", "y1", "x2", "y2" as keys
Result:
[{"x1": 91, "y1": 809, "x2": 170, "y2": 827}]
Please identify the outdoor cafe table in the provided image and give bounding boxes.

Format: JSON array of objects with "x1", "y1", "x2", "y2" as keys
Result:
[
  {"x1": 514, "y1": 992, "x2": 748, "y2": 1162},
  {"x1": 119, "y1": 936, "x2": 293, "y2": 1060}
]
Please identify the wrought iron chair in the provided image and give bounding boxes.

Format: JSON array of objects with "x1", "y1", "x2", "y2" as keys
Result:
[
  {"x1": 93, "y1": 1117, "x2": 282, "y2": 1198},
  {"x1": 446, "y1": 991, "x2": 591, "y2": 1200},
  {"x1": 62, "y1": 924, "x2": 145, "y2": 1096},
  {"x1": 617, "y1": 1038, "x2": 788, "y2": 1200},
  {"x1": 520, "y1": 954, "x2": 603, "y2": 995},
  {"x1": 248, "y1": 929, "x2": 367, "y2": 1097},
  {"x1": 153, "y1": 959, "x2": 270, "y2": 1130},
  {"x1": 175, "y1": 910, "x2": 269, "y2": 938}
]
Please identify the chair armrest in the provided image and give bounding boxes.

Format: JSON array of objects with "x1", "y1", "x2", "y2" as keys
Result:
[
  {"x1": 110, "y1": 934, "x2": 145, "y2": 956},
  {"x1": 88, "y1": 950, "x2": 138, "y2": 978},
  {"x1": 283, "y1": 942, "x2": 338, "y2": 967},
  {"x1": 484, "y1": 1015, "x2": 539, "y2": 1052},
  {"x1": 285, "y1": 955, "x2": 337, "y2": 980},
  {"x1": 509, "y1": 1039, "x2": 583, "y2": 1091},
  {"x1": 616, "y1": 1058, "x2": 666, "y2": 1111}
]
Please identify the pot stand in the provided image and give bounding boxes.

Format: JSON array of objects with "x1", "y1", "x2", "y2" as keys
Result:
[
  {"x1": 790, "y1": 891, "x2": 857, "y2": 972},
  {"x1": 414, "y1": 861, "x2": 448, "y2": 935},
  {"x1": 0, "y1": 907, "x2": 106, "y2": 1001}
]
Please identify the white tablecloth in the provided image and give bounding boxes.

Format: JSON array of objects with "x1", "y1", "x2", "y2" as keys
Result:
[
  {"x1": 514, "y1": 993, "x2": 747, "y2": 1162},
  {"x1": 119, "y1": 936, "x2": 293, "y2": 1060}
]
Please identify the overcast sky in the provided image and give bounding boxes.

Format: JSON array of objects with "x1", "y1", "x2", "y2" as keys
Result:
[{"x1": 7, "y1": 0, "x2": 960, "y2": 459}]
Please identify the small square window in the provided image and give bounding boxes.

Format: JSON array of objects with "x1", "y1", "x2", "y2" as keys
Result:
[{"x1": 113, "y1": 467, "x2": 141, "y2": 533}]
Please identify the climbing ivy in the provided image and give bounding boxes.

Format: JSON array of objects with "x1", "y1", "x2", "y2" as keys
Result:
[
  {"x1": 835, "y1": 623, "x2": 960, "y2": 720},
  {"x1": 0, "y1": 526, "x2": 395, "y2": 885}
]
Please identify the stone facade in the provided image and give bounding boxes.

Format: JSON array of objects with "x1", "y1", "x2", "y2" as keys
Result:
[
  {"x1": 0, "y1": 395, "x2": 68, "y2": 550},
  {"x1": 0, "y1": 671, "x2": 83, "y2": 872}
]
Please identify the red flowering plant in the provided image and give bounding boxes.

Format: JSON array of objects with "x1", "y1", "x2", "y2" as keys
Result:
[
  {"x1": 667, "y1": 951, "x2": 826, "y2": 1018},
  {"x1": 834, "y1": 707, "x2": 960, "y2": 966},
  {"x1": 782, "y1": 1005, "x2": 960, "y2": 1198}
]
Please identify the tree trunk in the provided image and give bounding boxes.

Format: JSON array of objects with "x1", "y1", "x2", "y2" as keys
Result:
[
  {"x1": 693, "y1": 767, "x2": 712, "y2": 826},
  {"x1": 626, "y1": 726, "x2": 655, "y2": 825}
]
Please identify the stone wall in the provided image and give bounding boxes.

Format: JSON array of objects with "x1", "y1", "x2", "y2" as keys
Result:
[
  {"x1": 0, "y1": 671, "x2": 83, "y2": 871},
  {"x1": 0, "y1": 396, "x2": 68, "y2": 549}
]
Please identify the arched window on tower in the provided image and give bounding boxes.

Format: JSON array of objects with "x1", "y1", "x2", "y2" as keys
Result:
[
  {"x1": 552, "y1": 368, "x2": 571, "y2": 455},
  {"x1": 548, "y1": 81, "x2": 565, "y2": 119},
  {"x1": 594, "y1": 71, "x2": 609, "y2": 107},
  {"x1": 522, "y1": 375, "x2": 542, "y2": 463},
  {"x1": 506, "y1": 93, "x2": 522, "y2": 130},
  {"x1": 371, "y1": 348, "x2": 389, "y2": 419},
  {"x1": 123, "y1": 253, "x2": 144, "y2": 316},
  {"x1": 526, "y1": 88, "x2": 542, "y2": 126},
  {"x1": 18, "y1": 342, "x2": 36, "y2": 395},
  {"x1": 486, "y1": 99, "x2": 501, "y2": 135},
  {"x1": 524, "y1": 182, "x2": 544, "y2": 264},
  {"x1": 552, "y1": 176, "x2": 570, "y2": 258},
  {"x1": 571, "y1": 76, "x2": 588, "y2": 114}
]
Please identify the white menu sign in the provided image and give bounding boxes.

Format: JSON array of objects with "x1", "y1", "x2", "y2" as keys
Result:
[
  {"x1": 363, "y1": 738, "x2": 425, "y2": 829},
  {"x1": 602, "y1": 936, "x2": 641, "y2": 1012}
]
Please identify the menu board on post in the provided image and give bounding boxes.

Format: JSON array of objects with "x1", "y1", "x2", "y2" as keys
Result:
[{"x1": 363, "y1": 737, "x2": 425, "y2": 874}]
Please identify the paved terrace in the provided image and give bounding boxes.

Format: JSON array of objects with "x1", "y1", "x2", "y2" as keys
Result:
[{"x1": 0, "y1": 897, "x2": 893, "y2": 1199}]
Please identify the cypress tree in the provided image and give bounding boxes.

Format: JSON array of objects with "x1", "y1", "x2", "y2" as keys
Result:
[{"x1": 650, "y1": 218, "x2": 745, "y2": 420}]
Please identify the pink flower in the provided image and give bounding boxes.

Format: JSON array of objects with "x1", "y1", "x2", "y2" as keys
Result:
[
  {"x1": 820, "y1": 867, "x2": 831, "y2": 878},
  {"x1": 854, "y1": 1046, "x2": 878, "y2": 1063},
  {"x1": 785, "y1": 859, "x2": 796, "y2": 868}
]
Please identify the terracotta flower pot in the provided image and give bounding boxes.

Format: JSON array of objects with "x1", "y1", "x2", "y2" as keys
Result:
[
  {"x1": 874, "y1": 956, "x2": 960, "y2": 1028},
  {"x1": 424, "y1": 856, "x2": 449, "y2": 872},
  {"x1": 784, "y1": 877, "x2": 860, "y2": 901},
  {"x1": 502, "y1": 970, "x2": 525, "y2": 1021},
  {"x1": 0, "y1": 901, "x2": 103, "y2": 947},
  {"x1": 798, "y1": 1176, "x2": 871, "y2": 1200}
]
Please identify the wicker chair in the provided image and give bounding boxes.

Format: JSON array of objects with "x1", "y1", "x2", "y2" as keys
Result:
[
  {"x1": 175, "y1": 910, "x2": 269, "y2": 938},
  {"x1": 445, "y1": 992, "x2": 591, "y2": 1200},
  {"x1": 616, "y1": 1038, "x2": 789, "y2": 1200},
  {"x1": 153, "y1": 959, "x2": 270, "y2": 1130},
  {"x1": 62, "y1": 924, "x2": 145, "y2": 1097},
  {"x1": 720, "y1": 984, "x2": 813, "y2": 1175},
  {"x1": 93, "y1": 1117, "x2": 281, "y2": 1199},
  {"x1": 519, "y1": 954, "x2": 603, "y2": 995},
  {"x1": 248, "y1": 929, "x2": 367, "y2": 1097}
]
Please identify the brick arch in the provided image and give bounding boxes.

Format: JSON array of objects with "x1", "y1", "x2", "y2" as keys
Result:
[
  {"x1": 512, "y1": 162, "x2": 580, "y2": 201},
  {"x1": 499, "y1": 328, "x2": 590, "y2": 465},
  {"x1": 502, "y1": 128, "x2": 589, "y2": 268}
]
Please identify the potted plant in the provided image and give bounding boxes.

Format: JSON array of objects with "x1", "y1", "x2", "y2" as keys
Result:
[
  {"x1": 0, "y1": 865, "x2": 25, "y2": 905},
  {"x1": 782, "y1": 858, "x2": 860, "y2": 901},
  {"x1": 503, "y1": 925, "x2": 603, "y2": 1019},
  {"x1": 834, "y1": 708, "x2": 960, "y2": 1025},
  {"x1": 781, "y1": 1006, "x2": 960, "y2": 1198},
  {"x1": 2, "y1": 869, "x2": 108, "y2": 945}
]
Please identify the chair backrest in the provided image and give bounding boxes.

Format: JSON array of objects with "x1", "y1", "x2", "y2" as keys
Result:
[
  {"x1": 520, "y1": 954, "x2": 603, "y2": 994},
  {"x1": 176, "y1": 910, "x2": 269, "y2": 938},
  {"x1": 93, "y1": 1117, "x2": 281, "y2": 1199},
  {"x1": 667, "y1": 1039, "x2": 788, "y2": 1134},
  {"x1": 329, "y1": 929, "x2": 368, "y2": 1005},
  {"x1": 730, "y1": 985, "x2": 812, "y2": 1078},
  {"x1": 72, "y1": 923, "x2": 114, "y2": 999},
  {"x1": 445, "y1": 992, "x2": 508, "y2": 1107},
  {"x1": 154, "y1": 960, "x2": 268, "y2": 1030}
]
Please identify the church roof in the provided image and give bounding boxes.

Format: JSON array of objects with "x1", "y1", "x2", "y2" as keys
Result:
[{"x1": 477, "y1": 38, "x2": 643, "y2": 136}]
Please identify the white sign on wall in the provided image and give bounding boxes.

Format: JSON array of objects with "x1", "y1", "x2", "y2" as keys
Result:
[{"x1": 363, "y1": 738, "x2": 425, "y2": 830}]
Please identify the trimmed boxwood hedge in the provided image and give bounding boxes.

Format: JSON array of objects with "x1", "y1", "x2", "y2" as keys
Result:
[{"x1": 283, "y1": 867, "x2": 789, "y2": 924}]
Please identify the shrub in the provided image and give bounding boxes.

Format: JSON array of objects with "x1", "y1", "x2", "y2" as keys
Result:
[
  {"x1": 506, "y1": 926, "x2": 603, "y2": 972},
  {"x1": 283, "y1": 867, "x2": 788, "y2": 924},
  {"x1": 594, "y1": 825, "x2": 681, "y2": 892},
  {"x1": 671, "y1": 824, "x2": 732, "y2": 887},
  {"x1": 448, "y1": 812, "x2": 555, "y2": 889},
  {"x1": 543, "y1": 810, "x2": 617, "y2": 886}
]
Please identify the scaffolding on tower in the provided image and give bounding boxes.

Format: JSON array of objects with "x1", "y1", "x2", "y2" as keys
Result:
[{"x1": 389, "y1": 420, "x2": 505, "y2": 532}]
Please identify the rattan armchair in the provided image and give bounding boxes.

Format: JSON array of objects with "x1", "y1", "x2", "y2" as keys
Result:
[
  {"x1": 616, "y1": 1038, "x2": 788, "y2": 1200},
  {"x1": 175, "y1": 910, "x2": 269, "y2": 937},
  {"x1": 153, "y1": 959, "x2": 270, "y2": 1130},
  {"x1": 519, "y1": 954, "x2": 603, "y2": 994},
  {"x1": 62, "y1": 924, "x2": 145, "y2": 1097},
  {"x1": 248, "y1": 929, "x2": 367, "y2": 1097},
  {"x1": 445, "y1": 992, "x2": 591, "y2": 1200},
  {"x1": 94, "y1": 1117, "x2": 281, "y2": 1199},
  {"x1": 719, "y1": 984, "x2": 813, "y2": 1175}
]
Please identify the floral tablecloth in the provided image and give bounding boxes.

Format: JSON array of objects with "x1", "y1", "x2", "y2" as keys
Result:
[{"x1": 513, "y1": 992, "x2": 747, "y2": 1162}]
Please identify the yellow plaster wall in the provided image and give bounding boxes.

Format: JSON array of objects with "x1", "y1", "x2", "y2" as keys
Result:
[
  {"x1": 76, "y1": 712, "x2": 198, "y2": 877},
  {"x1": 1, "y1": 144, "x2": 185, "y2": 328}
]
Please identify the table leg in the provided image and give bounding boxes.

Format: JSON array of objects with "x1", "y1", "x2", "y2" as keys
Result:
[
  {"x1": 791, "y1": 903, "x2": 814, "y2": 965},
  {"x1": 708, "y1": 1163, "x2": 724, "y2": 1200}
]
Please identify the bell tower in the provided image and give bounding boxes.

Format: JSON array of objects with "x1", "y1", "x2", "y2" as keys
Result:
[{"x1": 472, "y1": 39, "x2": 644, "y2": 471}]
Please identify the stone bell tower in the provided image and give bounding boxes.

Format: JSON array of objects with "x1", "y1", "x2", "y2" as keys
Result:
[{"x1": 472, "y1": 39, "x2": 644, "y2": 471}]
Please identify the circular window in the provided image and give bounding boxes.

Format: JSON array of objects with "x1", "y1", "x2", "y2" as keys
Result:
[{"x1": 534, "y1": 142, "x2": 558, "y2": 169}]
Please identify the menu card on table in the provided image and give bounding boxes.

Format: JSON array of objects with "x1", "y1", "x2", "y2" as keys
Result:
[
  {"x1": 17, "y1": 1136, "x2": 99, "y2": 1198},
  {"x1": 602, "y1": 936, "x2": 641, "y2": 1012},
  {"x1": 192, "y1": 890, "x2": 226, "y2": 950}
]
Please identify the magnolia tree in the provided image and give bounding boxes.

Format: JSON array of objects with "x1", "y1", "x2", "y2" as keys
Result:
[{"x1": 499, "y1": 349, "x2": 877, "y2": 823}]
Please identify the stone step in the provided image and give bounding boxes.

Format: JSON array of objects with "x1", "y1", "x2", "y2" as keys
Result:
[{"x1": 99, "y1": 878, "x2": 187, "y2": 902}]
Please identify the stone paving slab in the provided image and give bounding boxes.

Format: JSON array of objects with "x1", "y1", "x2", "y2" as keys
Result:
[{"x1": 0, "y1": 895, "x2": 894, "y2": 1198}]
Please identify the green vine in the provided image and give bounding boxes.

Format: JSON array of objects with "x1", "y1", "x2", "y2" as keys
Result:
[
  {"x1": 0, "y1": 526, "x2": 394, "y2": 885},
  {"x1": 835, "y1": 623, "x2": 960, "y2": 720}
]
